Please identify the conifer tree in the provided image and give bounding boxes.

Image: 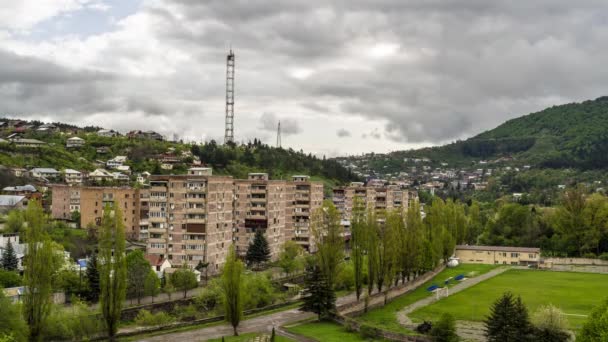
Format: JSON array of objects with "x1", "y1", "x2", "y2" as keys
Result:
[
  {"x1": 300, "y1": 263, "x2": 335, "y2": 320},
  {"x1": 430, "y1": 313, "x2": 459, "y2": 342},
  {"x1": 85, "y1": 252, "x2": 100, "y2": 302},
  {"x1": 485, "y1": 292, "x2": 533, "y2": 342},
  {"x1": 1, "y1": 240, "x2": 19, "y2": 271},
  {"x1": 245, "y1": 229, "x2": 271, "y2": 268}
]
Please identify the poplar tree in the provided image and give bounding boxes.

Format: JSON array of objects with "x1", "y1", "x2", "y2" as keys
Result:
[
  {"x1": 99, "y1": 203, "x2": 127, "y2": 340},
  {"x1": 223, "y1": 245, "x2": 244, "y2": 336},
  {"x1": 365, "y1": 209, "x2": 378, "y2": 295},
  {"x1": 22, "y1": 200, "x2": 59, "y2": 342},
  {"x1": 311, "y1": 200, "x2": 343, "y2": 290},
  {"x1": 350, "y1": 197, "x2": 366, "y2": 300}
]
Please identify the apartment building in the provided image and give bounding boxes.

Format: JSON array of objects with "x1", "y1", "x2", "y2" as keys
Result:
[
  {"x1": 332, "y1": 182, "x2": 375, "y2": 221},
  {"x1": 51, "y1": 185, "x2": 141, "y2": 239},
  {"x1": 289, "y1": 175, "x2": 324, "y2": 252},
  {"x1": 233, "y1": 173, "x2": 288, "y2": 260},
  {"x1": 146, "y1": 172, "x2": 234, "y2": 274}
]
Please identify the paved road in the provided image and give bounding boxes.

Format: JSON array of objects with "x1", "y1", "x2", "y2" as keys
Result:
[{"x1": 137, "y1": 308, "x2": 313, "y2": 342}]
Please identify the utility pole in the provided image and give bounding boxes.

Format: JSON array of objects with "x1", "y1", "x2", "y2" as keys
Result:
[
  {"x1": 276, "y1": 121, "x2": 282, "y2": 148},
  {"x1": 224, "y1": 49, "x2": 235, "y2": 144}
]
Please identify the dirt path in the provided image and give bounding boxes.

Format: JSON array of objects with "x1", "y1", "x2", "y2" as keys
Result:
[{"x1": 396, "y1": 267, "x2": 511, "y2": 338}]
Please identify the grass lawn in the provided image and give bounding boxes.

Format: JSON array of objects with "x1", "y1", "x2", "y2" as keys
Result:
[
  {"x1": 206, "y1": 332, "x2": 294, "y2": 341},
  {"x1": 356, "y1": 264, "x2": 499, "y2": 333},
  {"x1": 410, "y1": 269, "x2": 608, "y2": 330},
  {"x1": 286, "y1": 321, "x2": 387, "y2": 342}
]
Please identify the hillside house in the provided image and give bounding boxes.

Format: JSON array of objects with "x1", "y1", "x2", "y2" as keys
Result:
[
  {"x1": 63, "y1": 169, "x2": 83, "y2": 184},
  {"x1": 0, "y1": 195, "x2": 27, "y2": 213},
  {"x1": 88, "y1": 169, "x2": 114, "y2": 183},
  {"x1": 10, "y1": 138, "x2": 45, "y2": 147},
  {"x1": 66, "y1": 137, "x2": 85, "y2": 148},
  {"x1": 97, "y1": 129, "x2": 119, "y2": 137},
  {"x1": 30, "y1": 168, "x2": 60, "y2": 180}
]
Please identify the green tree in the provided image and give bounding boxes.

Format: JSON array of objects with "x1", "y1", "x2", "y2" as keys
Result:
[
  {"x1": 531, "y1": 305, "x2": 570, "y2": 342},
  {"x1": 245, "y1": 229, "x2": 271, "y2": 268},
  {"x1": 85, "y1": 252, "x2": 100, "y2": 302},
  {"x1": 578, "y1": 297, "x2": 608, "y2": 342},
  {"x1": 144, "y1": 270, "x2": 160, "y2": 303},
  {"x1": 5, "y1": 210, "x2": 24, "y2": 233},
  {"x1": 311, "y1": 200, "x2": 344, "y2": 291},
  {"x1": 300, "y1": 263, "x2": 335, "y2": 320},
  {"x1": 485, "y1": 292, "x2": 533, "y2": 342},
  {"x1": 0, "y1": 290, "x2": 28, "y2": 342},
  {"x1": 277, "y1": 240, "x2": 303, "y2": 276},
  {"x1": 126, "y1": 250, "x2": 151, "y2": 304},
  {"x1": 377, "y1": 209, "x2": 401, "y2": 299},
  {"x1": 1, "y1": 241, "x2": 19, "y2": 271},
  {"x1": 71, "y1": 210, "x2": 81, "y2": 228},
  {"x1": 222, "y1": 246, "x2": 244, "y2": 336},
  {"x1": 99, "y1": 203, "x2": 127, "y2": 340},
  {"x1": 22, "y1": 200, "x2": 60, "y2": 342},
  {"x1": 161, "y1": 272, "x2": 175, "y2": 300},
  {"x1": 350, "y1": 197, "x2": 366, "y2": 300},
  {"x1": 0, "y1": 268, "x2": 22, "y2": 288},
  {"x1": 430, "y1": 313, "x2": 459, "y2": 342},
  {"x1": 171, "y1": 265, "x2": 198, "y2": 299}
]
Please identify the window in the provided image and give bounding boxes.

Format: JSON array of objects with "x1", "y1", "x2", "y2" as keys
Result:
[{"x1": 511, "y1": 253, "x2": 519, "y2": 258}]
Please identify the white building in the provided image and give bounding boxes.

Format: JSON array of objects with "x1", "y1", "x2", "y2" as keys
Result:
[
  {"x1": 63, "y1": 169, "x2": 83, "y2": 184},
  {"x1": 88, "y1": 169, "x2": 114, "y2": 183},
  {"x1": 30, "y1": 168, "x2": 60, "y2": 180},
  {"x1": 66, "y1": 137, "x2": 85, "y2": 148}
]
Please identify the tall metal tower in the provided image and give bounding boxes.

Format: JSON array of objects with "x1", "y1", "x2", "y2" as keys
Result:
[
  {"x1": 276, "y1": 121, "x2": 282, "y2": 148},
  {"x1": 224, "y1": 49, "x2": 235, "y2": 144}
]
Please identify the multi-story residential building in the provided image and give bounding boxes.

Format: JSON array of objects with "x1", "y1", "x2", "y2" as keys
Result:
[
  {"x1": 30, "y1": 168, "x2": 60, "y2": 180},
  {"x1": 146, "y1": 172, "x2": 234, "y2": 274},
  {"x1": 233, "y1": 173, "x2": 288, "y2": 260},
  {"x1": 63, "y1": 169, "x2": 83, "y2": 184},
  {"x1": 139, "y1": 188, "x2": 150, "y2": 241},
  {"x1": 288, "y1": 175, "x2": 324, "y2": 252},
  {"x1": 332, "y1": 182, "x2": 375, "y2": 221},
  {"x1": 51, "y1": 185, "x2": 141, "y2": 239},
  {"x1": 66, "y1": 137, "x2": 85, "y2": 148}
]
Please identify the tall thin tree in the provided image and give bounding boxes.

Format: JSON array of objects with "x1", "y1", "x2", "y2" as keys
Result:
[
  {"x1": 222, "y1": 245, "x2": 244, "y2": 336},
  {"x1": 22, "y1": 201, "x2": 59, "y2": 342},
  {"x1": 350, "y1": 197, "x2": 366, "y2": 301},
  {"x1": 311, "y1": 200, "x2": 344, "y2": 291},
  {"x1": 99, "y1": 203, "x2": 127, "y2": 340}
]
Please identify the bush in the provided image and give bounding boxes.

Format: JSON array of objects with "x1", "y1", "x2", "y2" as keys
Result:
[
  {"x1": 242, "y1": 272, "x2": 280, "y2": 309},
  {"x1": 335, "y1": 262, "x2": 355, "y2": 291},
  {"x1": 582, "y1": 252, "x2": 597, "y2": 259},
  {"x1": 430, "y1": 313, "x2": 459, "y2": 342},
  {"x1": 175, "y1": 304, "x2": 200, "y2": 321},
  {"x1": 134, "y1": 309, "x2": 175, "y2": 327},
  {"x1": 599, "y1": 253, "x2": 608, "y2": 261},
  {"x1": 43, "y1": 301, "x2": 102, "y2": 341},
  {"x1": 195, "y1": 278, "x2": 223, "y2": 312},
  {"x1": 359, "y1": 324, "x2": 378, "y2": 339},
  {"x1": 0, "y1": 269, "x2": 22, "y2": 288}
]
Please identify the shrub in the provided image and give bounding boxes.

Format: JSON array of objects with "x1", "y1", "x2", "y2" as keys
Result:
[
  {"x1": 599, "y1": 253, "x2": 608, "y2": 261},
  {"x1": 134, "y1": 309, "x2": 175, "y2": 327},
  {"x1": 195, "y1": 279, "x2": 223, "y2": 312},
  {"x1": 43, "y1": 301, "x2": 102, "y2": 341},
  {"x1": 359, "y1": 324, "x2": 378, "y2": 339},
  {"x1": 430, "y1": 313, "x2": 459, "y2": 342},
  {"x1": 582, "y1": 252, "x2": 597, "y2": 259}
]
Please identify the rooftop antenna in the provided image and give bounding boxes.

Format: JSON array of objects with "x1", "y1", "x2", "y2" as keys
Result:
[
  {"x1": 276, "y1": 121, "x2": 282, "y2": 148},
  {"x1": 224, "y1": 48, "x2": 235, "y2": 144}
]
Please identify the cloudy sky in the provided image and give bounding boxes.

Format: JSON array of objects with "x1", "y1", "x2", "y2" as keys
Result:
[{"x1": 1, "y1": 1, "x2": 608, "y2": 156}]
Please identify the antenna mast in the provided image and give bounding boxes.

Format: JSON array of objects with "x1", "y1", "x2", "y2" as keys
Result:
[
  {"x1": 224, "y1": 49, "x2": 235, "y2": 144},
  {"x1": 276, "y1": 121, "x2": 282, "y2": 148}
]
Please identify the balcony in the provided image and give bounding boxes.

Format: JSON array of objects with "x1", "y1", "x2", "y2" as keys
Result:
[
  {"x1": 187, "y1": 218, "x2": 206, "y2": 224},
  {"x1": 247, "y1": 213, "x2": 266, "y2": 220},
  {"x1": 148, "y1": 227, "x2": 166, "y2": 234}
]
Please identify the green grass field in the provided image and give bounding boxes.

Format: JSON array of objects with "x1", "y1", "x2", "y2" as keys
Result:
[
  {"x1": 356, "y1": 264, "x2": 498, "y2": 333},
  {"x1": 286, "y1": 321, "x2": 387, "y2": 342},
  {"x1": 410, "y1": 269, "x2": 608, "y2": 329}
]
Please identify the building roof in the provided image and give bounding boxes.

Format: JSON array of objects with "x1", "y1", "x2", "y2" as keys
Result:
[
  {"x1": 2, "y1": 185, "x2": 36, "y2": 192},
  {"x1": 67, "y1": 136, "x2": 84, "y2": 141},
  {"x1": 145, "y1": 254, "x2": 167, "y2": 267},
  {"x1": 63, "y1": 169, "x2": 81, "y2": 174},
  {"x1": 0, "y1": 138, "x2": 7, "y2": 144},
  {"x1": 455, "y1": 245, "x2": 540, "y2": 253},
  {"x1": 30, "y1": 168, "x2": 59, "y2": 174},
  {"x1": 0, "y1": 195, "x2": 26, "y2": 206},
  {"x1": 11, "y1": 138, "x2": 45, "y2": 145}
]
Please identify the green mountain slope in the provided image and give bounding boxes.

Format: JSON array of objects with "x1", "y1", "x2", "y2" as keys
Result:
[{"x1": 390, "y1": 96, "x2": 608, "y2": 169}]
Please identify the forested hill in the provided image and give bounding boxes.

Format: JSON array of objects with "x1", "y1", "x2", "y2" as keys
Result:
[
  {"x1": 387, "y1": 96, "x2": 608, "y2": 169},
  {"x1": 0, "y1": 119, "x2": 359, "y2": 187}
]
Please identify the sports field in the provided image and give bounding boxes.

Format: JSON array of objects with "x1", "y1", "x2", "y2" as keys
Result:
[
  {"x1": 410, "y1": 269, "x2": 608, "y2": 329},
  {"x1": 356, "y1": 264, "x2": 498, "y2": 332}
]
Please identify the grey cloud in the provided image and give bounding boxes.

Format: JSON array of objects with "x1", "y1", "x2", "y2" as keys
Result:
[
  {"x1": 259, "y1": 112, "x2": 302, "y2": 135},
  {"x1": 6, "y1": 0, "x2": 608, "y2": 152},
  {"x1": 337, "y1": 128, "x2": 351, "y2": 138}
]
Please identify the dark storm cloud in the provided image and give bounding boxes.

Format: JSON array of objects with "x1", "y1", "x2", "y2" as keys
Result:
[
  {"x1": 5, "y1": 0, "x2": 608, "y2": 149},
  {"x1": 259, "y1": 112, "x2": 302, "y2": 135},
  {"x1": 336, "y1": 128, "x2": 351, "y2": 138}
]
